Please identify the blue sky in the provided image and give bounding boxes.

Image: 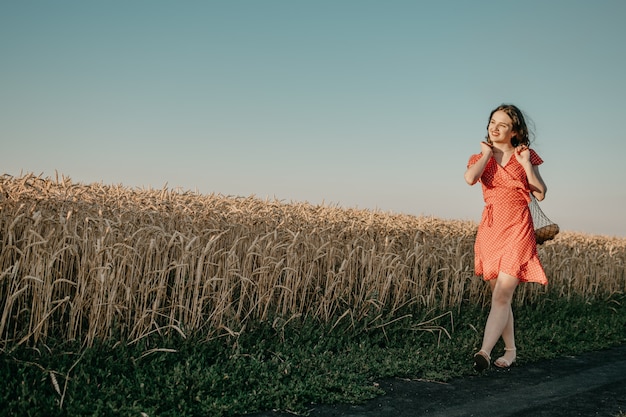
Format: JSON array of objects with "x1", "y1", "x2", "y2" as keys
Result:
[{"x1": 2, "y1": 1, "x2": 625, "y2": 237}]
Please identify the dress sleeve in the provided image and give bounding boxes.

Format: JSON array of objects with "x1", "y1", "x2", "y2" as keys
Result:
[
  {"x1": 467, "y1": 153, "x2": 482, "y2": 168},
  {"x1": 529, "y1": 149, "x2": 543, "y2": 166}
]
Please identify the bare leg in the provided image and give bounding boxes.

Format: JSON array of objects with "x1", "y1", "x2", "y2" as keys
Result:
[
  {"x1": 495, "y1": 304, "x2": 517, "y2": 366},
  {"x1": 495, "y1": 274, "x2": 516, "y2": 352},
  {"x1": 500, "y1": 304, "x2": 515, "y2": 348},
  {"x1": 480, "y1": 272, "x2": 519, "y2": 357}
]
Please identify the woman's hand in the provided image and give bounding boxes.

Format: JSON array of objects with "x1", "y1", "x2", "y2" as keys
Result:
[
  {"x1": 480, "y1": 141, "x2": 493, "y2": 157},
  {"x1": 465, "y1": 142, "x2": 493, "y2": 186},
  {"x1": 515, "y1": 145, "x2": 547, "y2": 199},
  {"x1": 514, "y1": 145, "x2": 530, "y2": 165}
]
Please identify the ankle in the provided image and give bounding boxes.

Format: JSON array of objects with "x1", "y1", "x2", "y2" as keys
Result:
[{"x1": 478, "y1": 348, "x2": 491, "y2": 357}]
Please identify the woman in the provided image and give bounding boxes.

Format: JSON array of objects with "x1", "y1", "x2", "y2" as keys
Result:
[{"x1": 464, "y1": 104, "x2": 548, "y2": 371}]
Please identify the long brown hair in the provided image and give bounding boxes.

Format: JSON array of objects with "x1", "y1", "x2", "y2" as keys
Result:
[{"x1": 485, "y1": 104, "x2": 533, "y2": 147}]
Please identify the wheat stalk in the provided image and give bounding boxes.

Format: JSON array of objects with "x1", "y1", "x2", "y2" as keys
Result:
[{"x1": 0, "y1": 173, "x2": 624, "y2": 347}]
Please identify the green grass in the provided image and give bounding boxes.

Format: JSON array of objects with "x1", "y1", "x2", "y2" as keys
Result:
[{"x1": 1, "y1": 295, "x2": 625, "y2": 417}]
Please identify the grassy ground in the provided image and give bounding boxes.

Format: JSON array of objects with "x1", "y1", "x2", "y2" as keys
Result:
[{"x1": 1, "y1": 295, "x2": 625, "y2": 417}]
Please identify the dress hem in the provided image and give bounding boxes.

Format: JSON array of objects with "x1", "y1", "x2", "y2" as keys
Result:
[{"x1": 474, "y1": 272, "x2": 548, "y2": 286}]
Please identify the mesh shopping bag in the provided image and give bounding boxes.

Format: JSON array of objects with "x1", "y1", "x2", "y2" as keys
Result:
[{"x1": 529, "y1": 194, "x2": 559, "y2": 244}]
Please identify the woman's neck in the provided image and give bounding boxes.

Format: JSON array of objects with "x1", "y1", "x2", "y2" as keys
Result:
[{"x1": 492, "y1": 144, "x2": 515, "y2": 153}]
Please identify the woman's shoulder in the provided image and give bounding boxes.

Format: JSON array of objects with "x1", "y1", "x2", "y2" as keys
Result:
[
  {"x1": 529, "y1": 148, "x2": 544, "y2": 165},
  {"x1": 467, "y1": 153, "x2": 484, "y2": 166}
]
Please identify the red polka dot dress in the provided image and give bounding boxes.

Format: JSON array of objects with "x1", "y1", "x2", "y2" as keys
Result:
[{"x1": 467, "y1": 149, "x2": 548, "y2": 285}]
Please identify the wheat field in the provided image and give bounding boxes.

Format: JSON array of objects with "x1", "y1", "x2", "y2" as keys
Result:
[{"x1": 1, "y1": 173, "x2": 624, "y2": 347}]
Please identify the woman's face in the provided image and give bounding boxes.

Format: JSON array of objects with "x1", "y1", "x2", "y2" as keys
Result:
[{"x1": 488, "y1": 110, "x2": 516, "y2": 145}]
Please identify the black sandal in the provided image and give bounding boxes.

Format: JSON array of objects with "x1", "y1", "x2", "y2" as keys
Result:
[{"x1": 473, "y1": 350, "x2": 491, "y2": 371}]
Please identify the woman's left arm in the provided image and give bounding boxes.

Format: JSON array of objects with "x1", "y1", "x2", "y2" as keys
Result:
[{"x1": 516, "y1": 147, "x2": 547, "y2": 201}]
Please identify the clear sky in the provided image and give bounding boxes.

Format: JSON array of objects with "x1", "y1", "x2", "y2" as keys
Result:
[{"x1": 2, "y1": 1, "x2": 625, "y2": 237}]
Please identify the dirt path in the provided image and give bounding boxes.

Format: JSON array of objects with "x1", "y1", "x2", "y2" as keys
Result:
[{"x1": 246, "y1": 344, "x2": 626, "y2": 417}]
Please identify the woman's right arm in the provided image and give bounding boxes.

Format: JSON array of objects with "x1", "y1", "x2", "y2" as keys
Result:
[{"x1": 464, "y1": 142, "x2": 493, "y2": 186}]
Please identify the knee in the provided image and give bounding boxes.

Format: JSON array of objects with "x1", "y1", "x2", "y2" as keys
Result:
[{"x1": 491, "y1": 289, "x2": 514, "y2": 306}]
